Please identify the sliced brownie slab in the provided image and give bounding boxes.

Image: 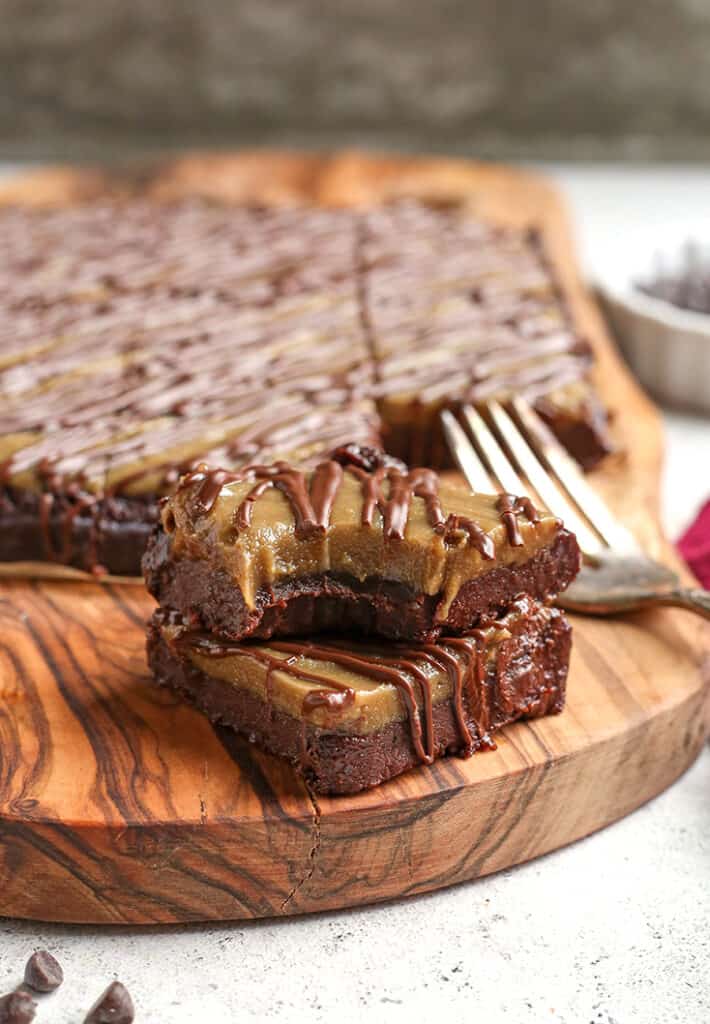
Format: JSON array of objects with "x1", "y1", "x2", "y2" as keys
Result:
[{"x1": 0, "y1": 197, "x2": 609, "y2": 577}]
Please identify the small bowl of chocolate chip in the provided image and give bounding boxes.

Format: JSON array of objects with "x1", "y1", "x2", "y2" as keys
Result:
[{"x1": 598, "y1": 242, "x2": 710, "y2": 413}]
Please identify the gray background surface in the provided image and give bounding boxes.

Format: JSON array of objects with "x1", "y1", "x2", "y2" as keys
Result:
[{"x1": 2, "y1": 0, "x2": 710, "y2": 161}]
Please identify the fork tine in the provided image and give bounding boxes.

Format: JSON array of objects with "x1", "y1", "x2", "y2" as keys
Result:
[
  {"x1": 487, "y1": 400, "x2": 604, "y2": 555},
  {"x1": 511, "y1": 396, "x2": 640, "y2": 553},
  {"x1": 440, "y1": 410, "x2": 493, "y2": 492},
  {"x1": 461, "y1": 404, "x2": 527, "y2": 495}
]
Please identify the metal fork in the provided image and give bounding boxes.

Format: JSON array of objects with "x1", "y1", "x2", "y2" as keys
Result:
[{"x1": 441, "y1": 397, "x2": 710, "y2": 620}]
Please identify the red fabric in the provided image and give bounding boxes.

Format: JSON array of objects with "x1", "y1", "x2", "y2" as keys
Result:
[{"x1": 678, "y1": 499, "x2": 710, "y2": 588}]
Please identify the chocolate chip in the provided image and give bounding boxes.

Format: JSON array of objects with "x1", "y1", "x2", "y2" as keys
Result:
[
  {"x1": 637, "y1": 244, "x2": 710, "y2": 314},
  {"x1": 84, "y1": 981, "x2": 135, "y2": 1024},
  {"x1": 24, "y1": 950, "x2": 64, "y2": 993},
  {"x1": 0, "y1": 989, "x2": 37, "y2": 1024}
]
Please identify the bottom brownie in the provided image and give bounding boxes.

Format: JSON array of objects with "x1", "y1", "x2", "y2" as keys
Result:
[{"x1": 147, "y1": 596, "x2": 571, "y2": 795}]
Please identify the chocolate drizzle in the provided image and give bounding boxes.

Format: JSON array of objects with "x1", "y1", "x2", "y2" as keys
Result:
[
  {"x1": 344, "y1": 461, "x2": 494, "y2": 551},
  {"x1": 178, "y1": 449, "x2": 541, "y2": 558},
  {"x1": 38, "y1": 492, "x2": 55, "y2": 559},
  {"x1": 496, "y1": 492, "x2": 541, "y2": 547},
  {"x1": 421, "y1": 636, "x2": 486, "y2": 756},
  {"x1": 193, "y1": 468, "x2": 243, "y2": 515},
  {"x1": 169, "y1": 621, "x2": 500, "y2": 765},
  {"x1": 32, "y1": 482, "x2": 106, "y2": 572}
]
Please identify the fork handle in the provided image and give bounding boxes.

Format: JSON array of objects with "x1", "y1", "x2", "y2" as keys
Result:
[{"x1": 656, "y1": 587, "x2": 710, "y2": 620}]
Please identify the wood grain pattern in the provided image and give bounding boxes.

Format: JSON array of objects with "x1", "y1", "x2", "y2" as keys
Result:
[{"x1": 0, "y1": 151, "x2": 708, "y2": 925}]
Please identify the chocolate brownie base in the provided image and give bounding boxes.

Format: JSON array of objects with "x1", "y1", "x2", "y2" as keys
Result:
[
  {"x1": 146, "y1": 607, "x2": 571, "y2": 795},
  {"x1": 143, "y1": 526, "x2": 579, "y2": 642},
  {"x1": 535, "y1": 399, "x2": 614, "y2": 473},
  {"x1": 0, "y1": 487, "x2": 158, "y2": 576}
]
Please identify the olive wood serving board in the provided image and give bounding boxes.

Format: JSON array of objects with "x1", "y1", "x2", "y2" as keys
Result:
[{"x1": 0, "y1": 152, "x2": 707, "y2": 924}]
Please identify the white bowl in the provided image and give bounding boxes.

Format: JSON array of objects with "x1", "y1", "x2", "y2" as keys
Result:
[{"x1": 597, "y1": 262, "x2": 710, "y2": 414}]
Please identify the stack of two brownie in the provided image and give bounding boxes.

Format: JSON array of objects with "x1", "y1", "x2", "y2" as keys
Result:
[{"x1": 144, "y1": 444, "x2": 580, "y2": 795}]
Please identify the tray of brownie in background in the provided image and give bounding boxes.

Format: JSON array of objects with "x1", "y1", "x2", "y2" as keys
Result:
[
  {"x1": 0, "y1": 151, "x2": 706, "y2": 926},
  {"x1": 0, "y1": 157, "x2": 611, "y2": 581}
]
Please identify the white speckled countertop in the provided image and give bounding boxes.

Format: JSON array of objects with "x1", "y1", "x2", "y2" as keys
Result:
[{"x1": 0, "y1": 165, "x2": 708, "y2": 1024}]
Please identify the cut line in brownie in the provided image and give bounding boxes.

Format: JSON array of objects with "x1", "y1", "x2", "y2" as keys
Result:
[
  {"x1": 147, "y1": 595, "x2": 571, "y2": 795},
  {"x1": 143, "y1": 447, "x2": 580, "y2": 643},
  {"x1": 0, "y1": 198, "x2": 612, "y2": 576}
]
